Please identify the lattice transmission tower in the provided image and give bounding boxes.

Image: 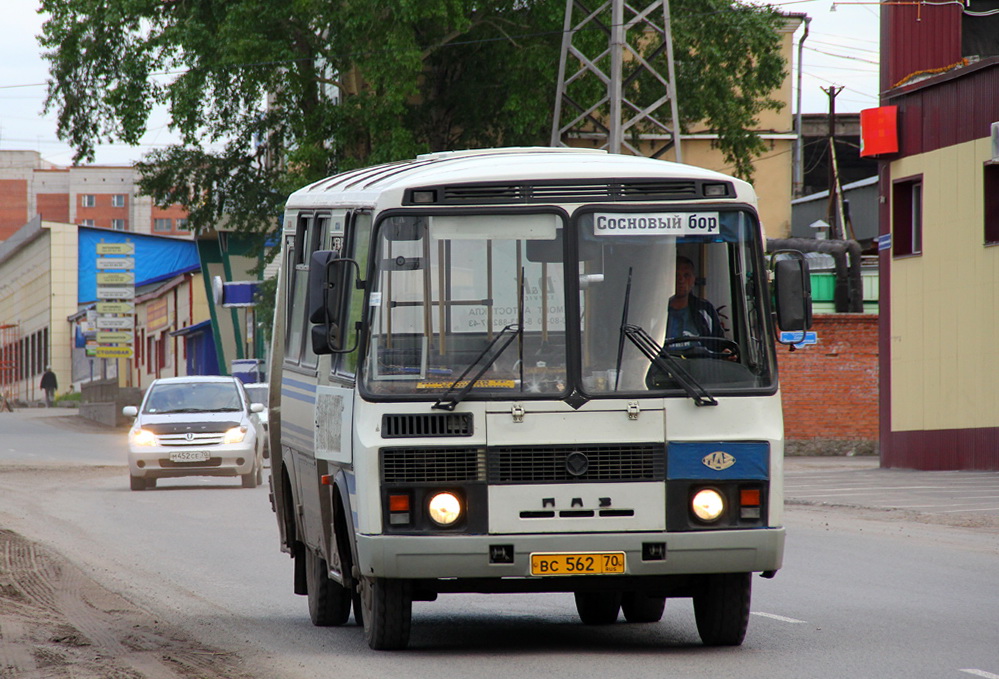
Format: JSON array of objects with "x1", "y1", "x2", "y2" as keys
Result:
[{"x1": 550, "y1": 0, "x2": 682, "y2": 160}]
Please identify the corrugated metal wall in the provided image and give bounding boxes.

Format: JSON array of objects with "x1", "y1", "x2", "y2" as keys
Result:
[{"x1": 884, "y1": 4, "x2": 962, "y2": 92}]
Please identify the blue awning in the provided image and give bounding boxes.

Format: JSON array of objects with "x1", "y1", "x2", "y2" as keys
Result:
[{"x1": 169, "y1": 320, "x2": 213, "y2": 337}]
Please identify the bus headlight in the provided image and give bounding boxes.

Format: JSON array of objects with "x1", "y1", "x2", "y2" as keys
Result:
[
  {"x1": 427, "y1": 492, "x2": 462, "y2": 526},
  {"x1": 691, "y1": 488, "x2": 725, "y2": 523}
]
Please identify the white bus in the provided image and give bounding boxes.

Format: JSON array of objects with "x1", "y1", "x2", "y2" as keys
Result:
[{"x1": 267, "y1": 147, "x2": 811, "y2": 650}]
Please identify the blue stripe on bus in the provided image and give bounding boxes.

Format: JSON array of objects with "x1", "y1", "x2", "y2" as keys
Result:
[
  {"x1": 283, "y1": 377, "x2": 317, "y2": 392},
  {"x1": 667, "y1": 441, "x2": 769, "y2": 480},
  {"x1": 281, "y1": 387, "x2": 316, "y2": 404}
]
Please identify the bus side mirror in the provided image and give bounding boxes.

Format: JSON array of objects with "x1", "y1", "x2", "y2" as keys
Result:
[
  {"x1": 773, "y1": 254, "x2": 813, "y2": 334},
  {"x1": 309, "y1": 250, "x2": 345, "y2": 354}
]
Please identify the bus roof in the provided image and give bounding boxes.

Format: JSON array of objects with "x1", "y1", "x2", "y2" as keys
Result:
[{"x1": 285, "y1": 147, "x2": 755, "y2": 211}]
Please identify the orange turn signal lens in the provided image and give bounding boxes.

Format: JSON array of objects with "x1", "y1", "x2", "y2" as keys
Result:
[
  {"x1": 740, "y1": 489, "x2": 761, "y2": 506},
  {"x1": 389, "y1": 494, "x2": 410, "y2": 512}
]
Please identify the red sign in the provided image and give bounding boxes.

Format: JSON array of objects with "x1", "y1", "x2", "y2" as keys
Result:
[{"x1": 860, "y1": 106, "x2": 899, "y2": 157}]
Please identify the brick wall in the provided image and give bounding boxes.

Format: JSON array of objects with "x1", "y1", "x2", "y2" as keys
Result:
[
  {"x1": 0, "y1": 179, "x2": 28, "y2": 240},
  {"x1": 778, "y1": 313, "x2": 879, "y2": 455}
]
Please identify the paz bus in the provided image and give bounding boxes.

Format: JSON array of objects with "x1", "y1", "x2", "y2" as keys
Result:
[{"x1": 266, "y1": 147, "x2": 811, "y2": 650}]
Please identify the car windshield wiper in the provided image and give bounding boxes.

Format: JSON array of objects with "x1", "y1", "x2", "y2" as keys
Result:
[
  {"x1": 621, "y1": 324, "x2": 718, "y2": 407},
  {"x1": 432, "y1": 324, "x2": 521, "y2": 411}
]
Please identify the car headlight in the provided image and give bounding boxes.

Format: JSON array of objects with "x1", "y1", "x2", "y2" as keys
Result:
[
  {"x1": 691, "y1": 488, "x2": 725, "y2": 523},
  {"x1": 223, "y1": 426, "x2": 248, "y2": 445},
  {"x1": 427, "y1": 491, "x2": 462, "y2": 526},
  {"x1": 129, "y1": 428, "x2": 156, "y2": 447}
]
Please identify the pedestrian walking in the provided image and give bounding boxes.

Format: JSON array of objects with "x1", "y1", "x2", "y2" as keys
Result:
[{"x1": 40, "y1": 367, "x2": 58, "y2": 407}]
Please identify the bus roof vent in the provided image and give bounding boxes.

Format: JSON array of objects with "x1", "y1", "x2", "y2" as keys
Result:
[
  {"x1": 381, "y1": 412, "x2": 474, "y2": 438},
  {"x1": 406, "y1": 180, "x2": 704, "y2": 205}
]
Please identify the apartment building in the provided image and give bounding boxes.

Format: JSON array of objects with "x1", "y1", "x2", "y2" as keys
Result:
[{"x1": 0, "y1": 150, "x2": 190, "y2": 241}]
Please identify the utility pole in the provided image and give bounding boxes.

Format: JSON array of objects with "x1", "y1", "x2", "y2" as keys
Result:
[
  {"x1": 823, "y1": 85, "x2": 844, "y2": 239},
  {"x1": 551, "y1": 0, "x2": 682, "y2": 160}
]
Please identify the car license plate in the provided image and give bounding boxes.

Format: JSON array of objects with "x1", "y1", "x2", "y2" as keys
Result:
[
  {"x1": 530, "y1": 552, "x2": 626, "y2": 576},
  {"x1": 169, "y1": 450, "x2": 211, "y2": 463}
]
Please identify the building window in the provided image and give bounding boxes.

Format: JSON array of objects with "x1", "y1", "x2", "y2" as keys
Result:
[
  {"x1": 892, "y1": 177, "x2": 922, "y2": 257},
  {"x1": 154, "y1": 218, "x2": 172, "y2": 232},
  {"x1": 985, "y1": 164, "x2": 999, "y2": 245},
  {"x1": 111, "y1": 219, "x2": 126, "y2": 231},
  {"x1": 112, "y1": 194, "x2": 126, "y2": 208},
  {"x1": 176, "y1": 218, "x2": 189, "y2": 231},
  {"x1": 81, "y1": 219, "x2": 95, "y2": 227},
  {"x1": 81, "y1": 194, "x2": 95, "y2": 208}
]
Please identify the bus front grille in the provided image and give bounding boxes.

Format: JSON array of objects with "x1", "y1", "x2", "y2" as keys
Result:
[
  {"x1": 488, "y1": 444, "x2": 666, "y2": 484},
  {"x1": 382, "y1": 447, "x2": 486, "y2": 483}
]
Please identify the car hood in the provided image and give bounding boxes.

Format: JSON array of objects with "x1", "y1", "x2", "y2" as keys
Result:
[{"x1": 136, "y1": 412, "x2": 248, "y2": 434}]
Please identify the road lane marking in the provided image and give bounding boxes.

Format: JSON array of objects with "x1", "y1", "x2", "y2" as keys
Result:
[
  {"x1": 960, "y1": 670, "x2": 999, "y2": 679},
  {"x1": 752, "y1": 612, "x2": 806, "y2": 624}
]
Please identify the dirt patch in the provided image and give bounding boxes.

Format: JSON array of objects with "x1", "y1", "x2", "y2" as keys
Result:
[{"x1": 0, "y1": 529, "x2": 254, "y2": 679}]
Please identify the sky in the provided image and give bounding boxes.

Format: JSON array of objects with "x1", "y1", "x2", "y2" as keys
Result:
[{"x1": 0, "y1": 0, "x2": 881, "y2": 167}]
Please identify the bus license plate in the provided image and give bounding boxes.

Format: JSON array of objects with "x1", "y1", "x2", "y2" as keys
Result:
[
  {"x1": 170, "y1": 450, "x2": 210, "y2": 463},
  {"x1": 530, "y1": 552, "x2": 626, "y2": 576}
]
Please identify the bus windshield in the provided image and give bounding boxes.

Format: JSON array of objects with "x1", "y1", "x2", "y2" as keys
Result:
[{"x1": 360, "y1": 209, "x2": 775, "y2": 400}]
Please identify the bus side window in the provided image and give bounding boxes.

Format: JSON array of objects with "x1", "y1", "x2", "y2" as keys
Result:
[
  {"x1": 338, "y1": 211, "x2": 372, "y2": 378},
  {"x1": 284, "y1": 215, "x2": 311, "y2": 365}
]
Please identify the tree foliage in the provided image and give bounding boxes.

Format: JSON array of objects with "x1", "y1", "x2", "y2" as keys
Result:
[{"x1": 40, "y1": 0, "x2": 788, "y2": 240}]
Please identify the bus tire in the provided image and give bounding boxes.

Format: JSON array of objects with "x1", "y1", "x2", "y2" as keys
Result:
[
  {"x1": 693, "y1": 572, "x2": 751, "y2": 646},
  {"x1": 305, "y1": 548, "x2": 351, "y2": 626},
  {"x1": 621, "y1": 592, "x2": 666, "y2": 623},
  {"x1": 574, "y1": 591, "x2": 621, "y2": 625},
  {"x1": 360, "y1": 576, "x2": 412, "y2": 650}
]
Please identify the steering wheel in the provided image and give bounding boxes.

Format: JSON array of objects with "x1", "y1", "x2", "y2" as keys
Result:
[{"x1": 661, "y1": 336, "x2": 740, "y2": 361}]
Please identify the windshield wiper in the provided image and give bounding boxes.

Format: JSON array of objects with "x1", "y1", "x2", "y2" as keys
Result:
[
  {"x1": 621, "y1": 324, "x2": 718, "y2": 407},
  {"x1": 432, "y1": 324, "x2": 521, "y2": 411}
]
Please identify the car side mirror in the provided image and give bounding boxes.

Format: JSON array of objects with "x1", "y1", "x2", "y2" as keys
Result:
[
  {"x1": 250, "y1": 402, "x2": 264, "y2": 413},
  {"x1": 122, "y1": 405, "x2": 138, "y2": 417}
]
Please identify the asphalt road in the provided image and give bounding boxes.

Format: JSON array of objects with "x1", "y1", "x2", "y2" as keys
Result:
[{"x1": 2, "y1": 408, "x2": 998, "y2": 679}]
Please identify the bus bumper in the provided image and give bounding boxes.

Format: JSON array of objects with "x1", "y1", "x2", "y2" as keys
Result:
[{"x1": 355, "y1": 527, "x2": 784, "y2": 580}]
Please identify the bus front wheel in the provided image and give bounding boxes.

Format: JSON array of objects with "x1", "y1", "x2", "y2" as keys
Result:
[
  {"x1": 305, "y1": 548, "x2": 351, "y2": 626},
  {"x1": 359, "y1": 576, "x2": 412, "y2": 650},
  {"x1": 693, "y1": 572, "x2": 751, "y2": 646}
]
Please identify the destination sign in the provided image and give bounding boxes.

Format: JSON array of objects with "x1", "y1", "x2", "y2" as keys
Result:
[
  {"x1": 96, "y1": 242, "x2": 135, "y2": 255},
  {"x1": 96, "y1": 257, "x2": 135, "y2": 270},
  {"x1": 96, "y1": 301, "x2": 135, "y2": 314},
  {"x1": 97, "y1": 331, "x2": 134, "y2": 343},
  {"x1": 97, "y1": 286, "x2": 136, "y2": 300},
  {"x1": 96, "y1": 316, "x2": 134, "y2": 330},
  {"x1": 93, "y1": 346, "x2": 134, "y2": 358},
  {"x1": 593, "y1": 212, "x2": 720, "y2": 237},
  {"x1": 97, "y1": 272, "x2": 135, "y2": 285}
]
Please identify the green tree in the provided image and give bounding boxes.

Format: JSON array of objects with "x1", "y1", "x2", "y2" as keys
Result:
[{"x1": 40, "y1": 0, "x2": 787, "y2": 235}]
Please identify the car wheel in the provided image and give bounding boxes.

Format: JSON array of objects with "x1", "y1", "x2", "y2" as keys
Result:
[
  {"x1": 359, "y1": 575, "x2": 412, "y2": 650},
  {"x1": 241, "y1": 462, "x2": 259, "y2": 488},
  {"x1": 129, "y1": 475, "x2": 145, "y2": 491},
  {"x1": 621, "y1": 592, "x2": 666, "y2": 623},
  {"x1": 693, "y1": 572, "x2": 751, "y2": 646},
  {"x1": 305, "y1": 548, "x2": 352, "y2": 626},
  {"x1": 574, "y1": 591, "x2": 621, "y2": 625}
]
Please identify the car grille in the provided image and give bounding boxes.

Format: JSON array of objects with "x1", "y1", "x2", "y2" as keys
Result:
[
  {"x1": 157, "y1": 432, "x2": 226, "y2": 447},
  {"x1": 381, "y1": 443, "x2": 665, "y2": 484}
]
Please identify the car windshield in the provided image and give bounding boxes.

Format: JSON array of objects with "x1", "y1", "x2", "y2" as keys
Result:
[{"x1": 143, "y1": 382, "x2": 244, "y2": 413}]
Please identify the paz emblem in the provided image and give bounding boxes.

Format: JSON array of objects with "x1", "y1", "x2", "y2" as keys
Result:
[{"x1": 702, "y1": 451, "x2": 735, "y2": 471}]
